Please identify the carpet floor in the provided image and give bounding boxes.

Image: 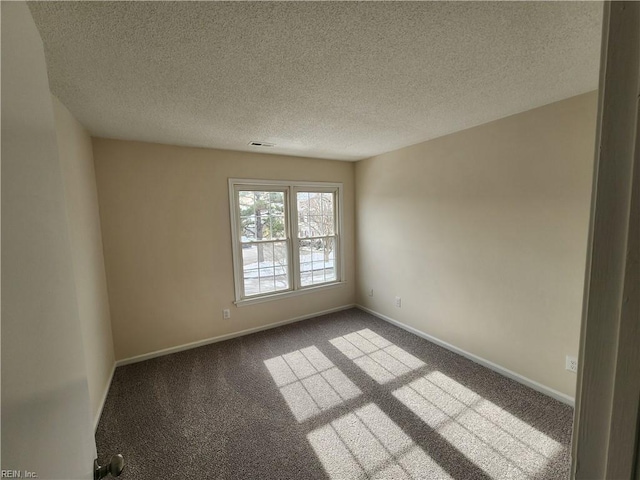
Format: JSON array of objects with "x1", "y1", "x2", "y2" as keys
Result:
[{"x1": 96, "y1": 308, "x2": 573, "y2": 479}]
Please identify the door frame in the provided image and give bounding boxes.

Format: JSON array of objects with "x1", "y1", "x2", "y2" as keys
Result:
[{"x1": 572, "y1": 2, "x2": 640, "y2": 478}]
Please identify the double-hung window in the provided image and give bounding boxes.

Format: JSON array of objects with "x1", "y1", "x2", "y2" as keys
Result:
[{"x1": 229, "y1": 179, "x2": 343, "y2": 305}]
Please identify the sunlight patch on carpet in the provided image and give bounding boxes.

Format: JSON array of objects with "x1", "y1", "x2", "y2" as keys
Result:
[
  {"x1": 330, "y1": 329, "x2": 425, "y2": 384},
  {"x1": 265, "y1": 346, "x2": 361, "y2": 422},
  {"x1": 393, "y1": 371, "x2": 562, "y2": 479},
  {"x1": 308, "y1": 403, "x2": 452, "y2": 480}
]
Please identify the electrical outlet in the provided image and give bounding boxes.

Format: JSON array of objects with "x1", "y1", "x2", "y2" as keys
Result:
[
  {"x1": 566, "y1": 355, "x2": 578, "y2": 373},
  {"x1": 223, "y1": 309, "x2": 231, "y2": 320},
  {"x1": 368, "y1": 288, "x2": 374, "y2": 297},
  {"x1": 395, "y1": 296, "x2": 402, "y2": 308}
]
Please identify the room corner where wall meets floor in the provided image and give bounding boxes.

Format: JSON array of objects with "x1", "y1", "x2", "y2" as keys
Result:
[
  {"x1": 91, "y1": 138, "x2": 357, "y2": 363},
  {"x1": 354, "y1": 91, "x2": 597, "y2": 400},
  {"x1": 356, "y1": 305, "x2": 574, "y2": 406},
  {"x1": 97, "y1": 308, "x2": 575, "y2": 480}
]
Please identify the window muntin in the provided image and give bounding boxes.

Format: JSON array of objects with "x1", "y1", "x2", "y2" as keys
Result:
[{"x1": 230, "y1": 180, "x2": 343, "y2": 305}]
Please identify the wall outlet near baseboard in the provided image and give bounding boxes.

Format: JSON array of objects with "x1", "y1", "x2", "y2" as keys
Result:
[
  {"x1": 566, "y1": 355, "x2": 578, "y2": 373},
  {"x1": 395, "y1": 296, "x2": 402, "y2": 308},
  {"x1": 223, "y1": 309, "x2": 231, "y2": 320},
  {"x1": 368, "y1": 288, "x2": 374, "y2": 297}
]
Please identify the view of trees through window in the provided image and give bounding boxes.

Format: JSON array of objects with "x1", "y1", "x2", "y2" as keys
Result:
[
  {"x1": 237, "y1": 189, "x2": 337, "y2": 297},
  {"x1": 239, "y1": 191, "x2": 288, "y2": 296},
  {"x1": 297, "y1": 192, "x2": 336, "y2": 286}
]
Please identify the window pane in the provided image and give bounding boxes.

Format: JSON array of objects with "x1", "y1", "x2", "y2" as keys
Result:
[
  {"x1": 269, "y1": 215, "x2": 286, "y2": 240},
  {"x1": 309, "y1": 216, "x2": 323, "y2": 237},
  {"x1": 297, "y1": 192, "x2": 309, "y2": 238},
  {"x1": 239, "y1": 191, "x2": 255, "y2": 214},
  {"x1": 299, "y1": 237, "x2": 336, "y2": 287},
  {"x1": 241, "y1": 215, "x2": 257, "y2": 242},
  {"x1": 299, "y1": 239, "x2": 313, "y2": 287},
  {"x1": 274, "y1": 274, "x2": 289, "y2": 289},
  {"x1": 273, "y1": 242, "x2": 289, "y2": 272},
  {"x1": 297, "y1": 191, "x2": 335, "y2": 238},
  {"x1": 321, "y1": 192, "x2": 335, "y2": 235},
  {"x1": 259, "y1": 267, "x2": 275, "y2": 293},
  {"x1": 242, "y1": 240, "x2": 289, "y2": 296},
  {"x1": 243, "y1": 268, "x2": 259, "y2": 296},
  {"x1": 242, "y1": 245, "x2": 258, "y2": 270},
  {"x1": 324, "y1": 237, "x2": 337, "y2": 282},
  {"x1": 239, "y1": 190, "x2": 286, "y2": 241},
  {"x1": 323, "y1": 215, "x2": 335, "y2": 236},
  {"x1": 300, "y1": 268, "x2": 313, "y2": 287}
]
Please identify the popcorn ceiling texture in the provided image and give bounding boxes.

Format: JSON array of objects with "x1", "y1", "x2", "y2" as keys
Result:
[{"x1": 30, "y1": 1, "x2": 602, "y2": 161}]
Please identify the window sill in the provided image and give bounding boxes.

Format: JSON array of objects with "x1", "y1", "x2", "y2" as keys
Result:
[{"x1": 234, "y1": 281, "x2": 347, "y2": 307}]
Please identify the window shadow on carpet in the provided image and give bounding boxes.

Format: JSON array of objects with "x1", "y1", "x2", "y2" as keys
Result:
[
  {"x1": 265, "y1": 326, "x2": 564, "y2": 480},
  {"x1": 96, "y1": 309, "x2": 573, "y2": 480}
]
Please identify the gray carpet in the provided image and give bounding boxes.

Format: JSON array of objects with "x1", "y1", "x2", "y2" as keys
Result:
[{"x1": 96, "y1": 308, "x2": 573, "y2": 480}]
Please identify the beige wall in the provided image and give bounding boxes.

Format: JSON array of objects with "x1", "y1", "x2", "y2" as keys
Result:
[
  {"x1": 92, "y1": 139, "x2": 356, "y2": 361},
  {"x1": 356, "y1": 92, "x2": 597, "y2": 398},
  {"x1": 2, "y1": 3, "x2": 95, "y2": 475},
  {"x1": 53, "y1": 96, "x2": 115, "y2": 427}
]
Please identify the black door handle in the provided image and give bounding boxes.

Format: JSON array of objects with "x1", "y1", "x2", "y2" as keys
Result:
[{"x1": 94, "y1": 454, "x2": 125, "y2": 479}]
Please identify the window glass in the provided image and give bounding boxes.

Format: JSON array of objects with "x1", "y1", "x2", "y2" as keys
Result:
[
  {"x1": 297, "y1": 192, "x2": 336, "y2": 287},
  {"x1": 231, "y1": 182, "x2": 341, "y2": 303},
  {"x1": 238, "y1": 190, "x2": 289, "y2": 296}
]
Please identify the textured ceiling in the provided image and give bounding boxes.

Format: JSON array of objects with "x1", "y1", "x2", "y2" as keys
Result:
[{"x1": 29, "y1": 1, "x2": 602, "y2": 161}]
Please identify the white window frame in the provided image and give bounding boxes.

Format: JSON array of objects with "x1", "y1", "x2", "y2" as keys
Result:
[{"x1": 229, "y1": 178, "x2": 345, "y2": 306}]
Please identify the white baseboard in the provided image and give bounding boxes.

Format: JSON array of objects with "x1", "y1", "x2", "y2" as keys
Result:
[
  {"x1": 356, "y1": 304, "x2": 575, "y2": 407},
  {"x1": 115, "y1": 304, "x2": 356, "y2": 367},
  {"x1": 94, "y1": 362, "x2": 116, "y2": 432}
]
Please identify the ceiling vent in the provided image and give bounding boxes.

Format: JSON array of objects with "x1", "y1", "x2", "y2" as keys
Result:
[{"x1": 249, "y1": 141, "x2": 275, "y2": 147}]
